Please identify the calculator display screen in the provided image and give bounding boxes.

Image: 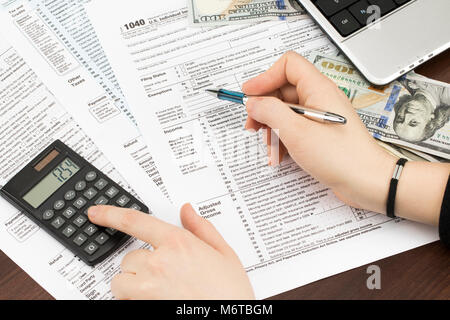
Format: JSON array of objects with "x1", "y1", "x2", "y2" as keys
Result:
[{"x1": 23, "y1": 158, "x2": 80, "y2": 208}]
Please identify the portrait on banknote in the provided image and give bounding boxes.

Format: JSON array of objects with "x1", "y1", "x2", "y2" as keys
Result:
[{"x1": 393, "y1": 78, "x2": 450, "y2": 143}]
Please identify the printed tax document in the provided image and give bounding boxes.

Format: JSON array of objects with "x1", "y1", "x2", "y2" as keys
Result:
[
  {"x1": 0, "y1": 6, "x2": 178, "y2": 300},
  {"x1": 88, "y1": 0, "x2": 439, "y2": 298},
  {"x1": 0, "y1": 0, "x2": 170, "y2": 201}
]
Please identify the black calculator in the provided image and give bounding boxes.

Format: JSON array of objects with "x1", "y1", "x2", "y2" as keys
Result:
[{"x1": 0, "y1": 140, "x2": 148, "y2": 266}]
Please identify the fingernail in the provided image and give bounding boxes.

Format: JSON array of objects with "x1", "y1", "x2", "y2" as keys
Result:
[{"x1": 182, "y1": 203, "x2": 198, "y2": 216}]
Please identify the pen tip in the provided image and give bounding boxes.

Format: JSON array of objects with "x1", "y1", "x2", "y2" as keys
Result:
[{"x1": 205, "y1": 89, "x2": 219, "y2": 96}]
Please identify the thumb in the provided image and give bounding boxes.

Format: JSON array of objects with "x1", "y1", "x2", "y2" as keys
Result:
[{"x1": 180, "y1": 203, "x2": 235, "y2": 256}]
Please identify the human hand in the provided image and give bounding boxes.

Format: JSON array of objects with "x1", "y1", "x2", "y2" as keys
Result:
[
  {"x1": 88, "y1": 204, "x2": 254, "y2": 300},
  {"x1": 242, "y1": 51, "x2": 397, "y2": 214}
]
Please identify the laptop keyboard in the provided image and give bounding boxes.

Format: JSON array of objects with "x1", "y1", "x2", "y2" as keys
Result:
[{"x1": 312, "y1": 0, "x2": 412, "y2": 37}]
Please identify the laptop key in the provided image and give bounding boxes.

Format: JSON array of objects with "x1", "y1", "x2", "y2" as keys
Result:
[
  {"x1": 367, "y1": 0, "x2": 397, "y2": 16},
  {"x1": 315, "y1": 0, "x2": 358, "y2": 17},
  {"x1": 349, "y1": 0, "x2": 373, "y2": 26},
  {"x1": 330, "y1": 10, "x2": 361, "y2": 37}
]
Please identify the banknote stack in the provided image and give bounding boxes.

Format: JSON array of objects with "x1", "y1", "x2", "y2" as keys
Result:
[
  {"x1": 311, "y1": 54, "x2": 450, "y2": 163},
  {"x1": 188, "y1": 0, "x2": 306, "y2": 26}
]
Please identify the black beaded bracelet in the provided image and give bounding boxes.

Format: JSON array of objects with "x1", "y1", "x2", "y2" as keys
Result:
[{"x1": 387, "y1": 158, "x2": 408, "y2": 218}]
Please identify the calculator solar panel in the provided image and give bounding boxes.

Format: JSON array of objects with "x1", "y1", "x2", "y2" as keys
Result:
[
  {"x1": 312, "y1": 0, "x2": 412, "y2": 37},
  {"x1": 0, "y1": 140, "x2": 149, "y2": 266}
]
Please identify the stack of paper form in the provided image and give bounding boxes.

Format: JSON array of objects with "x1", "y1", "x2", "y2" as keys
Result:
[{"x1": 0, "y1": 0, "x2": 439, "y2": 299}]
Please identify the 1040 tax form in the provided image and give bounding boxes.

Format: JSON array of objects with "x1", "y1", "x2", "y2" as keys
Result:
[{"x1": 87, "y1": 0, "x2": 439, "y2": 299}]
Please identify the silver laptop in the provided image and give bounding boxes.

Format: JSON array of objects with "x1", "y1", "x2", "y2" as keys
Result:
[{"x1": 297, "y1": 0, "x2": 450, "y2": 85}]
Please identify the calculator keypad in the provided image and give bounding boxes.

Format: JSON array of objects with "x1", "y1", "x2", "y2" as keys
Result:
[
  {"x1": 38, "y1": 166, "x2": 147, "y2": 264},
  {"x1": 43, "y1": 209, "x2": 55, "y2": 221},
  {"x1": 53, "y1": 200, "x2": 65, "y2": 211},
  {"x1": 105, "y1": 186, "x2": 119, "y2": 198},
  {"x1": 116, "y1": 195, "x2": 130, "y2": 207},
  {"x1": 84, "y1": 224, "x2": 98, "y2": 236},
  {"x1": 95, "y1": 196, "x2": 109, "y2": 205},
  {"x1": 94, "y1": 178, "x2": 108, "y2": 190},
  {"x1": 63, "y1": 207, "x2": 77, "y2": 219},
  {"x1": 95, "y1": 233, "x2": 109, "y2": 245},
  {"x1": 83, "y1": 187, "x2": 98, "y2": 200},
  {"x1": 75, "y1": 181, "x2": 86, "y2": 191},
  {"x1": 85, "y1": 171, "x2": 97, "y2": 182},
  {"x1": 51, "y1": 216, "x2": 65, "y2": 229},
  {"x1": 73, "y1": 215, "x2": 88, "y2": 227},
  {"x1": 62, "y1": 225, "x2": 76, "y2": 238},
  {"x1": 73, "y1": 197, "x2": 87, "y2": 209},
  {"x1": 106, "y1": 227, "x2": 117, "y2": 235},
  {"x1": 64, "y1": 190, "x2": 76, "y2": 201},
  {"x1": 73, "y1": 233, "x2": 88, "y2": 246},
  {"x1": 84, "y1": 242, "x2": 99, "y2": 255}
]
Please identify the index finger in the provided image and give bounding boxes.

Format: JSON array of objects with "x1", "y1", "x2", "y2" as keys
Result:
[
  {"x1": 242, "y1": 51, "x2": 334, "y2": 103},
  {"x1": 88, "y1": 205, "x2": 177, "y2": 248}
]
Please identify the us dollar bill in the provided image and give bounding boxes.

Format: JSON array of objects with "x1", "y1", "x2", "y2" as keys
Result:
[
  {"x1": 376, "y1": 141, "x2": 444, "y2": 163},
  {"x1": 311, "y1": 54, "x2": 394, "y2": 110},
  {"x1": 359, "y1": 74, "x2": 450, "y2": 160},
  {"x1": 188, "y1": 0, "x2": 306, "y2": 26},
  {"x1": 312, "y1": 54, "x2": 450, "y2": 160}
]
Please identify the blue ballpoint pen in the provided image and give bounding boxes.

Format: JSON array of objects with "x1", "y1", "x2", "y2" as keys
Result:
[{"x1": 206, "y1": 88, "x2": 347, "y2": 125}]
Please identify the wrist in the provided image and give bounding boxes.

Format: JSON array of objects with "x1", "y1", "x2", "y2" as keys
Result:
[
  {"x1": 337, "y1": 146, "x2": 398, "y2": 214},
  {"x1": 358, "y1": 151, "x2": 398, "y2": 214},
  {"x1": 395, "y1": 161, "x2": 449, "y2": 225}
]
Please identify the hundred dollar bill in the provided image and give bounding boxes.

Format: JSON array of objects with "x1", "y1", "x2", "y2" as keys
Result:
[
  {"x1": 376, "y1": 141, "x2": 444, "y2": 163},
  {"x1": 311, "y1": 54, "x2": 393, "y2": 110},
  {"x1": 188, "y1": 0, "x2": 306, "y2": 26},
  {"x1": 312, "y1": 54, "x2": 450, "y2": 160},
  {"x1": 358, "y1": 73, "x2": 450, "y2": 160}
]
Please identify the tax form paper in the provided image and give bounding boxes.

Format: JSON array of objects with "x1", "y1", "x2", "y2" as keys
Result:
[
  {"x1": 88, "y1": 0, "x2": 439, "y2": 299},
  {"x1": 0, "y1": 0, "x2": 178, "y2": 299}
]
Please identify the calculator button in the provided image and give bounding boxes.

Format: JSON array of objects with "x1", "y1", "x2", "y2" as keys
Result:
[
  {"x1": 84, "y1": 242, "x2": 99, "y2": 255},
  {"x1": 95, "y1": 196, "x2": 109, "y2": 205},
  {"x1": 51, "y1": 217, "x2": 65, "y2": 229},
  {"x1": 83, "y1": 188, "x2": 98, "y2": 200},
  {"x1": 105, "y1": 227, "x2": 117, "y2": 235},
  {"x1": 94, "y1": 178, "x2": 108, "y2": 190},
  {"x1": 73, "y1": 215, "x2": 88, "y2": 227},
  {"x1": 73, "y1": 233, "x2": 88, "y2": 246},
  {"x1": 42, "y1": 210, "x2": 55, "y2": 221},
  {"x1": 53, "y1": 200, "x2": 65, "y2": 211},
  {"x1": 105, "y1": 186, "x2": 119, "y2": 198},
  {"x1": 73, "y1": 197, "x2": 87, "y2": 209},
  {"x1": 62, "y1": 225, "x2": 76, "y2": 238},
  {"x1": 64, "y1": 190, "x2": 76, "y2": 201},
  {"x1": 129, "y1": 203, "x2": 141, "y2": 211},
  {"x1": 84, "y1": 224, "x2": 98, "y2": 236},
  {"x1": 75, "y1": 181, "x2": 87, "y2": 191},
  {"x1": 85, "y1": 171, "x2": 97, "y2": 182},
  {"x1": 116, "y1": 195, "x2": 130, "y2": 207},
  {"x1": 95, "y1": 233, "x2": 110, "y2": 245},
  {"x1": 62, "y1": 207, "x2": 77, "y2": 219}
]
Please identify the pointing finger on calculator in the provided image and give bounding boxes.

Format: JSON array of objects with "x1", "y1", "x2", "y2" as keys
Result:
[{"x1": 88, "y1": 205, "x2": 177, "y2": 248}]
